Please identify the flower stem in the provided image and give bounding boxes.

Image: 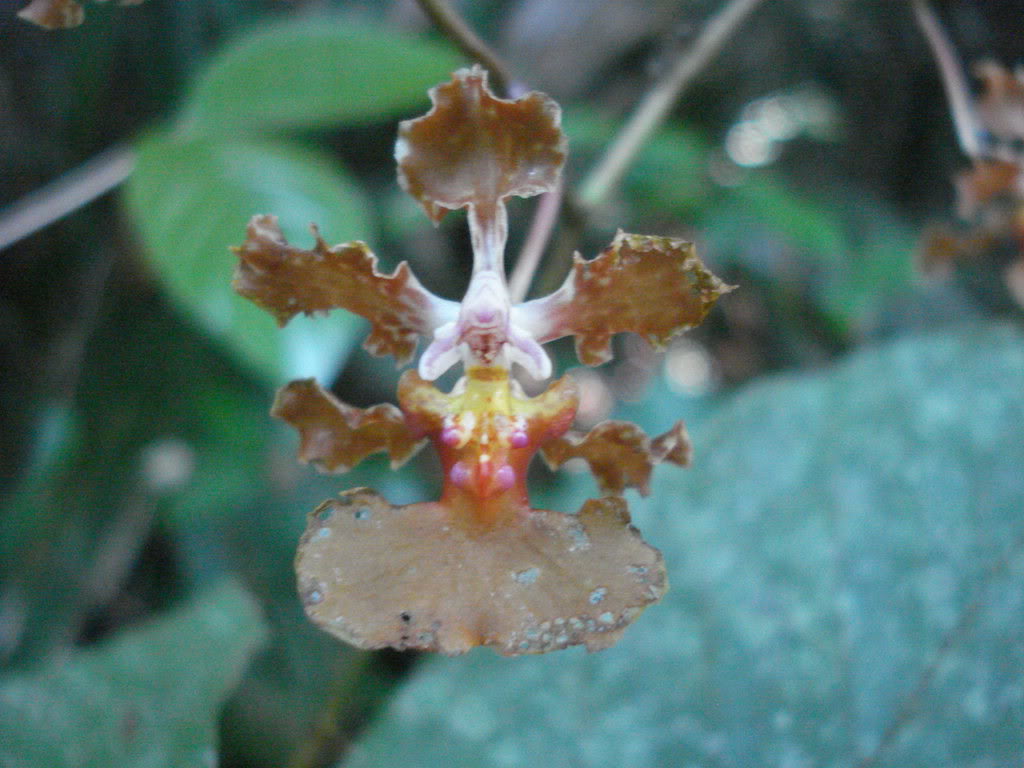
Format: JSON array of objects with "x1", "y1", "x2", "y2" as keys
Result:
[
  {"x1": 509, "y1": 178, "x2": 564, "y2": 303},
  {"x1": 413, "y1": 0, "x2": 520, "y2": 97},
  {"x1": 577, "y1": 0, "x2": 765, "y2": 209},
  {"x1": 0, "y1": 144, "x2": 135, "y2": 251},
  {"x1": 911, "y1": 0, "x2": 984, "y2": 159}
]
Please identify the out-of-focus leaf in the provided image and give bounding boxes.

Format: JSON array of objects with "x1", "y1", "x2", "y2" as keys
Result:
[
  {"x1": 563, "y1": 111, "x2": 708, "y2": 214},
  {"x1": 339, "y1": 323, "x2": 1024, "y2": 768},
  {"x1": 124, "y1": 133, "x2": 373, "y2": 383},
  {"x1": 565, "y1": 108, "x2": 915, "y2": 332},
  {"x1": 0, "y1": 578, "x2": 266, "y2": 768},
  {"x1": 0, "y1": 283, "x2": 269, "y2": 666},
  {"x1": 181, "y1": 19, "x2": 463, "y2": 133},
  {"x1": 708, "y1": 179, "x2": 917, "y2": 330}
]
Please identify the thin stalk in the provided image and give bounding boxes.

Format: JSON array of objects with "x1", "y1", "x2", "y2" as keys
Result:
[
  {"x1": 413, "y1": 0, "x2": 520, "y2": 97},
  {"x1": 509, "y1": 178, "x2": 563, "y2": 302},
  {"x1": 578, "y1": 0, "x2": 764, "y2": 209},
  {"x1": 0, "y1": 144, "x2": 135, "y2": 252},
  {"x1": 911, "y1": 0, "x2": 984, "y2": 159}
]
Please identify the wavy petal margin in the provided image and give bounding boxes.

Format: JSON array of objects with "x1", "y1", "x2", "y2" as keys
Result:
[
  {"x1": 396, "y1": 66, "x2": 566, "y2": 222},
  {"x1": 296, "y1": 488, "x2": 666, "y2": 656},
  {"x1": 18, "y1": 0, "x2": 144, "y2": 29},
  {"x1": 233, "y1": 215, "x2": 456, "y2": 365},
  {"x1": 272, "y1": 379, "x2": 425, "y2": 473},
  {"x1": 515, "y1": 232, "x2": 734, "y2": 366},
  {"x1": 542, "y1": 419, "x2": 691, "y2": 496}
]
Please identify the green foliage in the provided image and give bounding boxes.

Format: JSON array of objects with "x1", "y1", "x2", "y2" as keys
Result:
[
  {"x1": 0, "y1": 287, "x2": 268, "y2": 666},
  {"x1": 564, "y1": 111, "x2": 916, "y2": 333},
  {"x1": 125, "y1": 133, "x2": 372, "y2": 383},
  {"x1": 339, "y1": 324, "x2": 1024, "y2": 768},
  {"x1": 124, "y1": 18, "x2": 464, "y2": 384},
  {"x1": 181, "y1": 19, "x2": 462, "y2": 133},
  {"x1": 6, "y1": 3, "x2": 1021, "y2": 767},
  {"x1": 0, "y1": 579, "x2": 266, "y2": 768}
]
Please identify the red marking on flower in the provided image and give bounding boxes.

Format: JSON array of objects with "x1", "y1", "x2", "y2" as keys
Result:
[{"x1": 234, "y1": 68, "x2": 730, "y2": 655}]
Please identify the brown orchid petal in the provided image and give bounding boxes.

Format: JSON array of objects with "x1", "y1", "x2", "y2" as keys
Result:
[
  {"x1": 541, "y1": 419, "x2": 691, "y2": 496},
  {"x1": 396, "y1": 66, "x2": 566, "y2": 223},
  {"x1": 515, "y1": 232, "x2": 734, "y2": 367},
  {"x1": 954, "y1": 160, "x2": 1020, "y2": 218},
  {"x1": 272, "y1": 379, "x2": 425, "y2": 473},
  {"x1": 18, "y1": 0, "x2": 144, "y2": 28},
  {"x1": 650, "y1": 419, "x2": 692, "y2": 467},
  {"x1": 296, "y1": 487, "x2": 666, "y2": 656},
  {"x1": 17, "y1": 0, "x2": 83, "y2": 27},
  {"x1": 974, "y1": 60, "x2": 1024, "y2": 145},
  {"x1": 233, "y1": 215, "x2": 456, "y2": 365}
]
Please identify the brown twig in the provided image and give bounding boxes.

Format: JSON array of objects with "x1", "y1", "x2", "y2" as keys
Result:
[
  {"x1": 578, "y1": 0, "x2": 765, "y2": 209},
  {"x1": 413, "y1": 0, "x2": 519, "y2": 97}
]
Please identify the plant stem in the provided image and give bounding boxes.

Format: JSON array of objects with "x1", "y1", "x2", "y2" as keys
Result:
[
  {"x1": 911, "y1": 0, "x2": 983, "y2": 159},
  {"x1": 0, "y1": 144, "x2": 135, "y2": 252},
  {"x1": 413, "y1": 0, "x2": 520, "y2": 97},
  {"x1": 509, "y1": 178, "x2": 563, "y2": 303},
  {"x1": 578, "y1": 0, "x2": 764, "y2": 209}
]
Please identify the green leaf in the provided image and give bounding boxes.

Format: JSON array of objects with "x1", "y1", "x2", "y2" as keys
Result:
[
  {"x1": 340, "y1": 323, "x2": 1024, "y2": 768},
  {"x1": 124, "y1": 133, "x2": 374, "y2": 383},
  {"x1": 564, "y1": 108, "x2": 915, "y2": 331},
  {"x1": 708, "y1": 178, "x2": 917, "y2": 330},
  {"x1": 0, "y1": 579, "x2": 266, "y2": 768},
  {"x1": 181, "y1": 19, "x2": 463, "y2": 133},
  {"x1": 563, "y1": 110, "x2": 709, "y2": 215},
  {"x1": 0, "y1": 285, "x2": 273, "y2": 666}
]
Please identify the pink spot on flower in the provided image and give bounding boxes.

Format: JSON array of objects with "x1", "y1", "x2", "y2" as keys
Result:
[
  {"x1": 495, "y1": 464, "x2": 515, "y2": 490},
  {"x1": 510, "y1": 430, "x2": 529, "y2": 448},
  {"x1": 441, "y1": 427, "x2": 461, "y2": 447},
  {"x1": 450, "y1": 461, "x2": 471, "y2": 487}
]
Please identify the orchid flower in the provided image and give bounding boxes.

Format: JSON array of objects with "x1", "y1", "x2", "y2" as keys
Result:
[{"x1": 233, "y1": 67, "x2": 731, "y2": 656}]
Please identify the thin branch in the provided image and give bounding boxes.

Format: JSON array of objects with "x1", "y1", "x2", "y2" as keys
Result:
[
  {"x1": 911, "y1": 0, "x2": 984, "y2": 159},
  {"x1": 0, "y1": 144, "x2": 135, "y2": 252},
  {"x1": 578, "y1": 0, "x2": 765, "y2": 209},
  {"x1": 413, "y1": 0, "x2": 520, "y2": 97},
  {"x1": 509, "y1": 178, "x2": 563, "y2": 302}
]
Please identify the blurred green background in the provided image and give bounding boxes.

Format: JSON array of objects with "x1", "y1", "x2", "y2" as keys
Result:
[{"x1": 1, "y1": 1, "x2": 1023, "y2": 766}]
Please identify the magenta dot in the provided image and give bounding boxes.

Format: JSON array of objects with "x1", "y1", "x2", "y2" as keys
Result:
[
  {"x1": 495, "y1": 464, "x2": 515, "y2": 490},
  {"x1": 441, "y1": 428, "x2": 460, "y2": 447},
  {"x1": 510, "y1": 430, "x2": 529, "y2": 448},
  {"x1": 449, "y1": 462, "x2": 471, "y2": 487}
]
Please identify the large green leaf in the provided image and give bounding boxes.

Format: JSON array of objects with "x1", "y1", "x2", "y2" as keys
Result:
[
  {"x1": 125, "y1": 133, "x2": 373, "y2": 384},
  {"x1": 0, "y1": 579, "x2": 266, "y2": 768},
  {"x1": 340, "y1": 323, "x2": 1024, "y2": 768},
  {"x1": 181, "y1": 19, "x2": 463, "y2": 133}
]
